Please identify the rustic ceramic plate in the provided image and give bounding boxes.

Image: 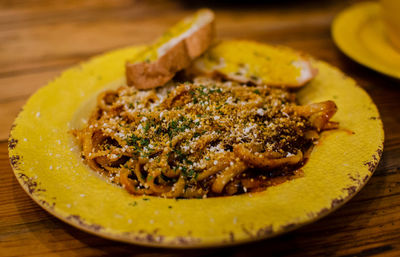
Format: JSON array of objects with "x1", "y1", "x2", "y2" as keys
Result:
[
  {"x1": 8, "y1": 42, "x2": 383, "y2": 248},
  {"x1": 332, "y1": 2, "x2": 400, "y2": 79}
]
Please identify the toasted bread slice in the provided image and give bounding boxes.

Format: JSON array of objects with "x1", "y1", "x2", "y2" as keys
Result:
[
  {"x1": 188, "y1": 40, "x2": 318, "y2": 88},
  {"x1": 126, "y1": 9, "x2": 215, "y2": 89}
]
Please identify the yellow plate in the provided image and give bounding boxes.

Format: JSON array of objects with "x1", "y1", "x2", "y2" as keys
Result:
[
  {"x1": 332, "y1": 2, "x2": 400, "y2": 79},
  {"x1": 8, "y1": 42, "x2": 383, "y2": 248}
]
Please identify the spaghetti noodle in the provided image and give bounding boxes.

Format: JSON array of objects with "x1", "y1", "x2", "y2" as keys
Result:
[{"x1": 74, "y1": 78, "x2": 338, "y2": 198}]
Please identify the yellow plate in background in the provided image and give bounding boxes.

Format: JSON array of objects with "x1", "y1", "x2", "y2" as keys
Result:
[
  {"x1": 8, "y1": 41, "x2": 383, "y2": 248},
  {"x1": 332, "y1": 2, "x2": 400, "y2": 79}
]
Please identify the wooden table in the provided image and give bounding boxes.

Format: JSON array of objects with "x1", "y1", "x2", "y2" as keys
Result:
[{"x1": 1, "y1": 1, "x2": 399, "y2": 256}]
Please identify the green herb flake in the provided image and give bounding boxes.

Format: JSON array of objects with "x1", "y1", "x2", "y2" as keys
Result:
[
  {"x1": 144, "y1": 121, "x2": 150, "y2": 132},
  {"x1": 140, "y1": 138, "x2": 150, "y2": 147}
]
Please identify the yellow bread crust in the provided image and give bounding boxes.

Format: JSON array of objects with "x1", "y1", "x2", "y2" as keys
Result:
[
  {"x1": 126, "y1": 9, "x2": 215, "y2": 89},
  {"x1": 189, "y1": 40, "x2": 318, "y2": 88}
]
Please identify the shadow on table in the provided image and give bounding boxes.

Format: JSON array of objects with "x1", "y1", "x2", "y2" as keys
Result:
[{"x1": 11, "y1": 156, "x2": 389, "y2": 257}]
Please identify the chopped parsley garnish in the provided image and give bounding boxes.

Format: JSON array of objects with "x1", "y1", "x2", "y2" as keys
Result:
[
  {"x1": 143, "y1": 121, "x2": 151, "y2": 132},
  {"x1": 140, "y1": 138, "x2": 150, "y2": 147}
]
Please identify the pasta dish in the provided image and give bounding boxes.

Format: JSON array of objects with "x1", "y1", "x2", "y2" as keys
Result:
[{"x1": 74, "y1": 78, "x2": 338, "y2": 198}]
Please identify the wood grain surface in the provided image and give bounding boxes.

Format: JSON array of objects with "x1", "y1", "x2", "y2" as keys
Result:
[{"x1": 1, "y1": 0, "x2": 400, "y2": 256}]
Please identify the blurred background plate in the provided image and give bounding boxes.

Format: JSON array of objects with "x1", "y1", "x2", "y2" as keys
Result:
[{"x1": 332, "y1": 2, "x2": 400, "y2": 79}]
